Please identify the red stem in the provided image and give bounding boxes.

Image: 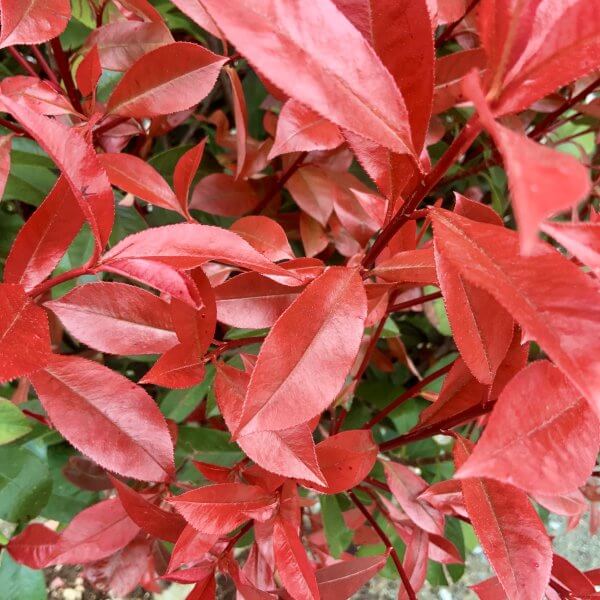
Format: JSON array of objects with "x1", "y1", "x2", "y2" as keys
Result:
[
  {"x1": 93, "y1": 116, "x2": 131, "y2": 139},
  {"x1": 0, "y1": 117, "x2": 30, "y2": 137},
  {"x1": 347, "y1": 490, "x2": 417, "y2": 600},
  {"x1": 387, "y1": 291, "x2": 442, "y2": 313},
  {"x1": 256, "y1": 151, "x2": 308, "y2": 213},
  {"x1": 7, "y1": 47, "x2": 39, "y2": 78},
  {"x1": 435, "y1": 0, "x2": 481, "y2": 48},
  {"x1": 50, "y1": 38, "x2": 84, "y2": 114},
  {"x1": 30, "y1": 45, "x2": 61, "y2": 87},
  {"x1": 28, "y1": 265, "x2": 91, "y2": 298},
  {"x1": 364, "y1": 361, "x2": 453, "y2": 429}
]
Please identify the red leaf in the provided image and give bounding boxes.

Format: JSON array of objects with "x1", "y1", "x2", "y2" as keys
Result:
[
  {"x1": 430, "y1": 208, "x2": 600, "y2": 419},
  {"x1": 551, "y1": 554, "x2": 596, "y2": 597},
  {"x1": 541, "y1": 220, "x2": 600, "y2": 274},
  {"x1": 214, "y1": 362, "x2": 326, "y2": 485},
  {"x1": 231, "y1": 216, "x2": 295, "y2": 262},
  {"x1": 173, "y1": 139, "x2": 206, "y2": 217},
  {"x1": 0, "y1": 0, "x2": 70, "y2": 47},
  {"x1": 302, "y1": 430, "x2": 378, "y2": 494},
  {"x1": 0, "y1": 89, "x2": 114, "y2": 252},
  {"x1": 45, "y1": 282, "x2": 178, "y2": 355},
  {"x1": 383, "y1": 461, "x2": 444, "y2": 535},
  {"x1": 98, "y1": 152, "x2": 182, "y2": 214},
  {"x1": 7, "y1": 524, "x2": 60, "y2": 569},
  {"x1": 50, "y1": 498, "x2": 141, "y2": 565},
  {"x1": 76, "y1": 45, "x2": 101, "y2": 97},
  {"x1": 29, "y1": 354, "x2": 175, "y2": 482},
  {"x1": 285, "y1": 166, "x2": 336, "y2": 226},
  {"x1": 398, "y1": 526, "x2": 429, "y2": 600},
  {"x1": 268, "y1": 99, "x2": 343, "y2": 160},
  {"x1": 273, "y1": 517, "x2": 319, "y2": 600},
  {"x1": 169, "y1": 483, "x2": 277, "y2": 534},
  {"x1": 4, "y1": 177, "x2": 84, "y2": 291},
  {"x1": 454, "y1": 435, "x2": 552, "y2": 600},
  {"x1": 315, "y1": 554, "x2": 388, "y2": 599},
  {"x1": 372, "y1": 248, "x2": 438, "y2": 285},
  {"x1": 168, "y1": 0, "x2": 222, "y2": 37},
  {"x1": 225, "y1": 66, "x2": 249, "y2": 178},
  {"x1": 100, "y1": 223, "x2": 292, "y2": 278},
  {"x1": 457, "y1": 361, "x2": 599, "y2": 494},
  {"x1": 215, "y1": 272, "x2": 302, "y2": 329},
  {"x1": 0, "y1": 283, "x2": 51, "y2": 383},
  {"x1": 189, "y1": 173, "x2": 260, "y2": 217},
  {"x1": 200, "y1": 0, "x2": 415, "y2": 157},
  {"x1": 106, "y1": 42, "x2": 226, "y2": 118},
  {"x1": 139, "y1": 344, "x2": 206, "y2": 389},
  {"x1": 168, "y1": 524, "x2": 219, "y2": 573},
  {"x1": 236, "y1": 267, "x2": 367, "y2": 435},
  {"x1": 63, "y1": 456, "x2": 112, "y2": 492},
  {"x1": 465, "y1": 73, "x2": 590, "y2": 252},
  {"x1": 300, "y1": 213, "x2": 329, "y2": 258},
  {"x1": 110, "y1": 476, "x2": 186, "y2": 543}
]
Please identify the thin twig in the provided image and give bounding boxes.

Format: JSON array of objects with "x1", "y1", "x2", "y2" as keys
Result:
[
  {"x1": 7, "y1": 47, "x2": 39, "y2": 78},
  {"x1": 31, "y1": 45, "x2": 60, "y2": 87},
  {"x1": 255, "y1": 151, "x2": 308, "y2": 213},
  {"x1": 50, "y1": 38, "x2": 84, "y2": 113}
]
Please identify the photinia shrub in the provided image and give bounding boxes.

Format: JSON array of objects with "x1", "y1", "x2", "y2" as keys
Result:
[{"x1": 0, "y1": 0, "x2": 599, "y2": 598}]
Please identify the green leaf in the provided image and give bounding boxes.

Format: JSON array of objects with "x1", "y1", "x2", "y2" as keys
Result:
[
  {"x1": 3, "y1": 165, "x2": 56, "y2": 206},
  {"x1": 0, "y1": 399, "x2": 31, "y2": 445},
  {"x1": 424, "y1": 285, "x2": 451, "y2": 336},
  {"x1": 0, "y1": 552, "x2": 46, "y2": 600},
  {"x1": 109, "y1": 205, "x2": 147, "y2": 245},
  {"x1": 0, "y1": 445, "x2": 52, "y2": 522},
  {"x1": 161, "y1": 366, "x2": 214, "y2": 422},
  {"x1": 11, "y1": 138, "x2": 53, "y2": 168},
  {"x1": 177, "y1": 426, "x2": 242, "y2": 466},
  {"x1": 320, "y1": 495, "x2": 352, "y2": 558}
]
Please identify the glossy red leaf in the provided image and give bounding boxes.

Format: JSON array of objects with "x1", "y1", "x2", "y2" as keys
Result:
[
  {"x1": 29, "y1": 354, "x2": 175, "y2": 482},
  {"x1": 110, "y1": 476, "x2": 186, "y2": 543},
  {"x1": 541, "y1": 220, "x2": 600, "y2": 274},
  {"x1": 169, "y1": 483, "x2": 277, "y2": 534},
  {"x1": 273, "y1": 517, "x2": 319, "y2": 600},
  {"x1": 190, "y1": 173, "x2": 260, "y2": 217},
  {"x1": 231, "y1": 216, "x2": 295, "y2": 262},
  {"x1": 302, "y1": 430, "x2": 378, "y2": 494},
  {"x1": 45, "y1": 282, "x2": 178, "y2": 355},
  {"x1": 106, "y1": 42, "x2": 226, "y2": 118},
  {"x1": 167, "y1": 524, "x2": 219, "y2": 574},
  {"x1": 0, "y1": 0, "x2": 70, "y2": 47},
  {"x1": 372, "y1": 248, "x2": 438, "y2": 285},
  {"x1": 225, "y1": 66, "x2": 249, "y2": 178},
  {"x1": 399, "y1": 526, "x2": 429, "y2": 600},
  {"x1": 215, "y1": 272, "x2": 302, "y2": 329},
  {"x1": 214, "y1": 362, "x2": 326, "y2": 484},
  {"x1": 269, "y1": 99, "x2": 344, "y2": 159},
  {"x1": 431, "y1": 208, "x2": 600, "y2": 419},
  {"x1": 139, "y1": 344, "x2": 206, "y2": 389},
  {"x1": 454, "y1": 435, "x2": 552, "y2": 600},
  {"x1": 173, "y1": 139, "x2": 206, "y2": 217},
  {"x1": 4, "y1": 176, "x2": 84, "y2": 291},
  {"x1": 100, "y1": 223, "x2": 292, "y2": 278},
  {"x1": 7, "y1": 523, "x2": 60, "y2": 569},
  {"x1": 383, "y1": 461, "x2": 444, "y2": 536},
  {"x1": 98, "y1": 152, "x2": 182, "y2": 214},
  {"x1": 236, "y1": 267, "x2": 367, "y2": 436},
  {"x1": 76, "y1": 45, "x2": 101, "y2": 97},
  {"x1": 316, "y1": 554, "x2": 387, "y2": 599},
  {"x1": 0, "y1": 283, "x2": 51, "y2": 383},
  {"x1": 465, "y1": 73, "x2": 591, "y2": 252},
  {"x1": 0, "y1": 89, "x2": 114, "y2": 252},
  {"x1": 457, "y1": 361, "x2": 600, "y2": 494},
  {"x1": 285, "y1": 165, "x2": 336, "y2": 226},
  {"x1": 50, "y1": 497, "x2": 140, "y2": 565},
  {"x1": 200, "y1": 0, "x2": 415, "y2": 157}
]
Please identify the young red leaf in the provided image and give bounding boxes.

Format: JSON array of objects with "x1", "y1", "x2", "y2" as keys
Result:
[
  {"x1": 168, "y1": 0, "x2": 222, "y2": 37},
  {"x1": 49, "y1": 497, "x2": 140, "y2": 565},
  {"x1": 106, "y1": 42, "x2": 226, "y2": 118},
  {"x1": 100, "y1": 223, "x2": 292, "y2": 278},
  {"x1": 316, "y1": 554, "x2": 388, "y2": 599},
  {"x1": 173, "y1": 139, "x2": 206, "y2": 217},
  {"x1": 200, "y1": 0, "x2": 415, "y2": 157},
  {"x1": 231, "y1": 216, "x2": 295, "y2": 262},
  {"x1": 285, "y1": 166, "x2": 336, "y2": 226},
  {"x1": 454, "y1": 435, "x2": 552, "y2": 600},
  {"x1": 76, "y1": 45, "x2": 102, "y2": 97},
  {"x1": 4, "y1": 176, "x2": 84, "y2": 291},
  {"x1": 398, "y1": 526, "x2": 429, "y2": 600},
  {"x1": 0, "y1": 283, "x2": 51, "y2": 383},
  {"x1": 7, "y1": 523, "x2": 60, "y2": 569},
  {"x1": 372, "y1": 248, "x2": 438, "y2": 285},
  {"x1": 29, "y1": 355, "x2": 175, "y2": 482},
  {"x1": 110, "y1": 476, "x2": 186, "y2": 543},
  {"x1": 273, "y1": 517, "x2": 320, "y2": 600},
  {"x1": 98, "y1": 152, "x2": 182, "y2": 214},
  {"x1": 465, "y1": 73, "x2": 590, "y2": 252},
  {"x1": 215, "y1": 273, "x2": 302, "y2": 329},
  {"x1": 268, "y1": 99, "x2": 344, "y2": 160},
  {"x1": 302, "y1": 430, "x2": 378, "y2": 494},
  {"x1": 214, "y1": 362, "x2": 326, "y2": 485},
  {"x1": 430, "y1": 208, "x2": 600, "y2": 419},
  {"x1": 0, "y1": 0, "x2": 71, "y2": 47},
  {"x1": 0, "y1": 89, "x2": 114, "y2": 252},
  {"x1": 189, "y1": 173, "x2": 260, "y2": 216},
  {"x1": 224, "y1": 66, "x2": 249, "y2": 178},
  {"x1": 383, "y1": 461, "x2": 444, "y2": 536},
  {"x1": 541, "y1": 221, "x2": 600, "y2": 274},
  {"x1": 457, "y1": 361, "x2": 600, "y2": 494},
  {"x1": 236, "y1": 267, "x2": 367, "y2": 436},
  {"x1": 45, "y1": 282, "x2": 178, "y2": 355},
  {"x1": 139, "y1": 344, "x2": 206, "y2": 389},
  {"x1": 551, "y1": 554, "x2": 596, "y2": 597},
  {"x1": 168, "y1": 483, "x2": 277, "y2": 534}
]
